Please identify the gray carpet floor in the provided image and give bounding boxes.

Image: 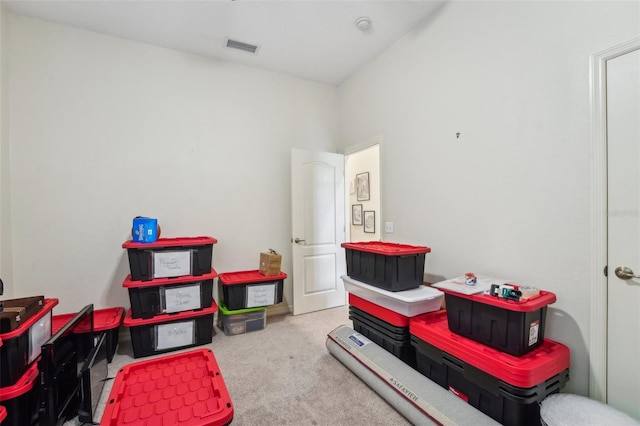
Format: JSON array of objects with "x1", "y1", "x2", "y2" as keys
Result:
[{"x1": 80, "y1": 304, "x2": 411, "y2": 426}]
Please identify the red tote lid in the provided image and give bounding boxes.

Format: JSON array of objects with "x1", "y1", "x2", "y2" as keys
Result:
[
  {"x1": 341, "y1": 241, "x2": 431, "y2": 255},
  {"x1": 409, "y1": 310, "x2": 570, "y2": 388},
  {"x1": 348, "y1": 293, "x2": 410, "y2": 327},
  {"x1": 53, "y1": 307, "x2": 125, "y2": 334},
  {"x1": 122, "y1": 269, "x2": 218, "y2": 288},
  {"x1": 0, "y1": 405, "x2": 6, "y2": 423},
  {"x1": 123, "y1": 301, "x2": 218, "y2": 327},
  {"x1": 0, "y1": 360, "x2": 39, "y2": 401},
  {"x1": 440, "y1": 288, "x2": 556, "y2": 312},
  {"x1": 218, "y1": 270, "x2": 287, "y2": 285},
  {"x1": 122, "y1": 236, "x2": 217, "y2": 249},
  {"x1": 99, "y1": 348, "x2": 234, "y2": 426},
  {"x1": 0, "y1": 298, "x2": 59, "y2": 340}
]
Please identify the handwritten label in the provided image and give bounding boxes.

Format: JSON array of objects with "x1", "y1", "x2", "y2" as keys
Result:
[
  {"x1": 246, "y1": 284, "x2": 276, "y2": 308},
  {"x1": 163, "y1": 284, "x2": 201, "y2": 313},
  {"x1": 153, "y1": 250, "x2": 192, "y2": 278},
  {"x1": 155, "y1": 320, "x2": 195, "y2": 350},
  {"x1": 29, "y1": 313, "x2": 52, "y2": 363}
]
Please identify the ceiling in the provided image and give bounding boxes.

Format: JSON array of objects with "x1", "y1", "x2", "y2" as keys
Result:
[{"x1": 0, "y1": 0, "x2": 446, "y2": 86}]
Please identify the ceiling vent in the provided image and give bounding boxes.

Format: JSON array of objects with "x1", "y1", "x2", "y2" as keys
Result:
[{"x1": 225, "y1": 38, "x2": 259, "y2": 55}]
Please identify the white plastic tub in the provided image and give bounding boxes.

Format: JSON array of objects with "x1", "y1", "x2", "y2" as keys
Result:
[{"x1": 341, "y1": 275, "x2": 443, "y2": 317}]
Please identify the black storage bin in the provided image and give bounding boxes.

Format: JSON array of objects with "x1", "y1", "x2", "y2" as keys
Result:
[
  {"x1": 0, "y1": 361, "x2": 40, "y2": 426},
  {"x1": 124, "y1": 270, "x2": 216, "y2": 319},
  {"x1": 122, "y1": 236, "x2": 216, "y2": 281},
  {"x1": 218, "y1": 270, "x2": 287, "y2": 311},
  {"x1": 341, "y1": 242, "x2": 430, "y2": 292},
  {"x1": 349, "y1": 307, "x2": 415, "y2": 368},
  {"x1": 0, "y1": 298, "x2": 58, "y2": 388},
  {"x1": 123, "y1": 303, "x2": 217, "y2": 358},
  {"x1": 442, "y1": 289, "x2": 556, "y2": 356}
]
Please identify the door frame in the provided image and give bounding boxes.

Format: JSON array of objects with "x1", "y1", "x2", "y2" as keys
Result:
[{"x1": 589, "y1": 37, "x2": 640, "y2": 403}]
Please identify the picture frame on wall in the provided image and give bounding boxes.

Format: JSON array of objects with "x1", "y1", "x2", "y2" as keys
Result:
[
  {"x1": 356, "y1": 172, "x2": 370, "y2": 201},
  {"x1": 352, "y1": 204, "x2": 363, "y2": 226},
  {"x1": 364, "y1": 210, "x2": 375, "y2": 233}
]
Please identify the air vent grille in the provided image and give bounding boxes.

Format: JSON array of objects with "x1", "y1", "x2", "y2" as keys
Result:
[{"x1": 226, "y1": 38, "x2": 259, "y2": 54}]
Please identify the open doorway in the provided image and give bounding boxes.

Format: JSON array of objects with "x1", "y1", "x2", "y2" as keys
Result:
[{"x1": 345, "y1": 141, "x2": 381, "y2": 243}]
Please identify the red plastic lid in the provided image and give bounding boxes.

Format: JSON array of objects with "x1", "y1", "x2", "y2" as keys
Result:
[
  {"x1": 53, "y1": 307, "x2": 125, "y2": 334},
  {"x1": 122, "y1": 236, "x2": 217, "y2": 249},
  {"x1": 0, "y1": 298, "x2": 59, "y2": 340},
  {"x1": 218, "y1": 270, "x2": 287, "y2": 285},
  {"x1": 0, "y1": 405, "x2": 6, "y2": 423},
  {"x1": 123, "y1": 301, "x2": 218, "y2": 327},
  {"x1": 122, "y1": 269, "x2": 218, "y2": 288},
  {"x1": 409, "y1": 310, "x2": 570, "y2": 388},
  {"x1": 440, "y1": 289, "x2": 556, "y2": 312},
  {"x1": 341, "y1": 241, "x2": 431, "y2": 255},
  {"x1": 100, "y1": 348, "x2": 234, "y2": 426},
  {"x1": 0, "y1": 359, "x2": 39, "y2": 401},
  {"x1": 348, "y1": 293, "x2": 409, "y2": 327}
]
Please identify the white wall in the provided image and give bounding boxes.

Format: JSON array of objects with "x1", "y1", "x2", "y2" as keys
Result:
[
  {"x1": 7, "y1": 14, "x2": 338, "y2": 313},
  {"x1": 0, "y1": 6, "x2": 12, "y2": 296},
  {"x1": 338, "y1": 1, "x2": 640, "y2": 396},
  {"x1": 346, "y1": 144, "x2": 380, "y2": 241}
]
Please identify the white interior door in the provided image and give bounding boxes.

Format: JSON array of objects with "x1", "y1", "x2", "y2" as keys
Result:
[
  {"x1": 606, "y1": 47, "x2": 640, "y2": 420},
  {"x1": 291, "y1": 149, "x2": 346, "y2": 315}
]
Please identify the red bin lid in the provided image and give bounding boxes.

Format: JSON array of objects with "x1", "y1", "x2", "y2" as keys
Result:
[
  {"x1": 99, "y1": 348, "x2": 234, "y2": 426},
  {"x1": 218, "y1": 270, "x2": 287, "y2": 285},
  {"x1": 348, "y1": 293, "x2": 410, "y2": 327},
  {"x1": 53, "y1": 307, "x2": 125, "y2": 334},
  {"x1": 123, "y1": 301, "x2": 218, "y2": 327},
  {"x1": 122, "y1": 236, "x2": 217, "y2": 249},
  {"x1": 341, "y1": 241, "x2": 431, "y2": 255},
  {"x1": 0, "y1": 298, "x2": 59, "y2": 340},
  {"x1": 0, "y1": 405, "x2": 6, "y2": 423},
  {"x1": 0, "y1": 360, "x2": 39, "y2": 401},
  {"x1": 409, "y1": 310, "x2": 570, "y2": 388},
  {"x1": 439, "y1": 288, "x2": 556, "y2": 312},
  {"x1": 122, "y1": 269, "x2": 218, "y2": 288}
]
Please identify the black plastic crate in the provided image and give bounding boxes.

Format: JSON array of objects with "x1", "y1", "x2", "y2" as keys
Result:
[
  {"x1": 218, "y1": 270, "x2": 287, "y2": 311},
  {"x1": 124, "y1": 270, "x2": 216, "y2": 319},
  {"x1": 341, "y1": 242, "x2": 430, "y2": 292},
  {"x1": 0, "y1": 298, "x2": 58, "y2": 388},
  {"x1": 411, "y1": 335, "x2": 569, "y2": 426},
  {"x1": 52, "y1": 307, "x2": 124, "y2": 363},
  {"x1": 122, "y1": 236, "x2": 216, "y2": 281},
  {"x1": 348, "y1": 306, "x2": 410, "y2": 337},
  {"x1": 442, "y1": 290, "x2": 556, "y2": 356},
  {"x1": 0, "y1": 361, "x2": 40, "y2": 426},
  {"x1": 123, "y1": 303, "x2": 217, "y2": 358},
  {"x1": 349, "y1": 309, "x2": 415, "y2": 368}
]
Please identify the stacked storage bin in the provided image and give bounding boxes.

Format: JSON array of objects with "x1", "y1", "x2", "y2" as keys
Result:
[
  {"x1": 340, "y1": 242, "x2": 442, "y2": 368},
  {"x1": 121, "y1": 236, "x2": 218, "y2": 358},
  {"x1": 410, "y1": 279, "x2": 570, "y2": 426},
  {"x1": 0, "y1": 297, "x2": 59, "y2": 426},
  {"x1": 217, "y1": 270, "x2": 287, "y2": 336}
]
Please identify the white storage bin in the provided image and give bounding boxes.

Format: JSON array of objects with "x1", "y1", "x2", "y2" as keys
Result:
[{"x1": 341, "y1": 275, "x2": 443, "y2": 317}]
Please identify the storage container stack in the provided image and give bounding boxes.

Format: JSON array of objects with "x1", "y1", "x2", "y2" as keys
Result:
[
  {"x1": 217, "y1": 268, "x2": 287, "y2": 336},
  {"x1": 0, "y1": 296, "x2": 59, "y2": 426},
  {"x1": 412, "y1": 276, "x2": 570, "y2": 426},
  {"x1": 340, "y1": 242, "x2": 442, "y2": 368},
  {"x1": 121, "y1": 236, "x2": 218, "y2": 358}
]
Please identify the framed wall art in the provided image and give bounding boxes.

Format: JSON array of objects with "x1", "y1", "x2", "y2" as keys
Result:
[
  {"x1": 352, "y1": 204, "x2": 363, "y2": 226},
  {"x1": 364, "y1": 210, "x2": 375, "y2": 233},
  {"x1": 356, "y1": 172, "x2": 370, "y2": 201}
]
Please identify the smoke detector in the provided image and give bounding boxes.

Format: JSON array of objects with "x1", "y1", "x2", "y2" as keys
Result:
[{"x1": 355, "y1": 17, "x2": 372, "y2": 32}]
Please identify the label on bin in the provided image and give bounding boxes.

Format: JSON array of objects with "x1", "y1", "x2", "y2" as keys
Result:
[
  {"x1": 154, "y1": 320, "x2": 195, "y2": 350},
  {"x1": 28, "y1": 313, "x2": 52, "y2": 363},
  {"x1": 153, "y1": 250, "x2": 192, "y2": 278},
  {"x1": 163, "y1": 284, "x2": 202, "y2": 313},
  {"x1": 529, "y1": 320, "x2": 540, "y2": 346},
  {"x1": 246, "y1": 284, "x2": 276, "y2": 308}
]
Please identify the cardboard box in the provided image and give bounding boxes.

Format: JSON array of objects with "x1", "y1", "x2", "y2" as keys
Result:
[{"x1": 259, "y1": 251, "x2": 282, "y2": 276}]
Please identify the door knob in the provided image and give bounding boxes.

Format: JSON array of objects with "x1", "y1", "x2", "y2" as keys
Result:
[
  {"x1": 294, "y1": 238, "x2": 306, "y2": 244},
  {"x1": 614, "y1": 266, "x2": 640, "y2": 280}
]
